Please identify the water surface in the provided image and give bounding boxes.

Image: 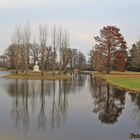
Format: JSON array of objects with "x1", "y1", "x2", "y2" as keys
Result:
[{"x1": 0, "y1": 72, "x2": 140, "y2": 140}]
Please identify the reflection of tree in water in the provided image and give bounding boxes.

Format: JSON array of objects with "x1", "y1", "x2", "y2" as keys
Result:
[
  {"x1": 6, "y1": 76, "x2": 86, "y2": 132},
  {"x1": 37, "y1": 80, "x2": 46, "y2": 131},
  {"x1": 50, "y1": 75, "x2": 86, "y2": 129},
  {"x1": 129, "y1": 93, "x2": 140, "y2": 110},
  {"x1": 90, "y1": 78, "x2": 125, "y2": 124},
  {"x1": 68, "y1": 74, "x2": 86, "y2": 93},
  {"x1": 10, "y1": 79, "x2": 29, "y2": 132},
  {"x1": 129, "y1": 93, "x2": 140, "y2": 126},
  {"x1": 51, "y1": 80, "x2": 68, "y2": 129}
]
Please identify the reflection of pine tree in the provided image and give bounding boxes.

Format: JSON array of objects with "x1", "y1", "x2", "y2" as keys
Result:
[{"x1": 91, "y1": 78, "x2": 125, "y2": 124}]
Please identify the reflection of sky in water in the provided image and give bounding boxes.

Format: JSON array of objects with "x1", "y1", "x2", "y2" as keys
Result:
[{"x1": 0, "y1": 72, "x2": 140, "y2": 140}]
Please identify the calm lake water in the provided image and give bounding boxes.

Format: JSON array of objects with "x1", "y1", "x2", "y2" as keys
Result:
[{"x1": 0, "y1": 71, "x2": 140, "y2": 140}]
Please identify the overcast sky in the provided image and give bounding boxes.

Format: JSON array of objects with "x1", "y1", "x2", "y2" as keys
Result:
[{"x1": 0, "y1": 0, "x2": 140, "y2": 55}]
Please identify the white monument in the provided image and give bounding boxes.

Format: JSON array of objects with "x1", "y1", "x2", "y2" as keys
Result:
[{"x1": 33, "y1": 61, "x2": 40, "y2": 72}]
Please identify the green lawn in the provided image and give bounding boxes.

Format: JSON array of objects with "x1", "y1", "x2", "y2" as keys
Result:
[
  {"x1": 94, "y1": 72, "x2": 140, "y2": 93},
  {"x1": 2, "y1": 71, "x2": 69, "y2": 80}
]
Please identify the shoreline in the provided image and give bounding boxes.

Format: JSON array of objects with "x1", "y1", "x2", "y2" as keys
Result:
[
  {"x1": 93, "y1": 72, "x2": 140, "y2": 94},
  {"x1": 2, "y1": 72, "x2": 69, "y2": 80}
]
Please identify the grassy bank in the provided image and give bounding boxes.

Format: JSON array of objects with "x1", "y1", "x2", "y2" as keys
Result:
[
  {"x1": 0, "y1": 68, "x2": 8, "y2": 71},
  {"x1": 3, "y1": 71, "x2": 69, "y2": 80},
  {"x1": 93, "y1": 72, "x2": 140, "y2": 93}
]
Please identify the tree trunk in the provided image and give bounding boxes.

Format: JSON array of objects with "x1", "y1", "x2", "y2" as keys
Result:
[
  {"x1": 41, "y1": 46, "x2": 45, "y2": 76},
  {"x1": 107, "y1": 44, "x2": 111, "y2": 74}
]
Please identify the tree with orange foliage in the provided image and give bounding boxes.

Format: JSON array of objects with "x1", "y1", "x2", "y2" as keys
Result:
[{"x1": 94, "y1": 26, "x2": 127, "y2": 73}]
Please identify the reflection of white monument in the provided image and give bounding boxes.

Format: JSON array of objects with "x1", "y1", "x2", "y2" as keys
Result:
[{"x1": 33, "y1": 61, "x2": 40, "y2": 72}]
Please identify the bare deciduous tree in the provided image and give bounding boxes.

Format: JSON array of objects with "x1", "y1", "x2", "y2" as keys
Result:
[
  {"x1": 57, "y1": 26, "x2": 63, "y2": 74},
  {"x1": 77, "y1": 51, "x2": 86, "y2": 71},
  {"x1": 5, "y1": 44, "x2": 16, "y2": 68},
  {"x1": 23, "y1": 22, "x2": 31, "y2": 74},
  {"x1": 4, "y1": 23, "x2": 76, "y2": 74},
  {"x1": 11, "y1": 25, "x2": 22, "y2": 74},
  {"x1": 39, "y1": 24, "x2": 48, "y2": 76},
  {"x1": 61, "y1": 30, "x2": 70, "y2": 74},
  {"x1": 30, "y1": 39, "x2": 41, "y2": 64},
  {"x1": 51, "y1": 25, "x2": 57, "y2": 74}
]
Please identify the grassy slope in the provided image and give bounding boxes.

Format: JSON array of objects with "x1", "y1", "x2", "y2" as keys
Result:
[
  {"x1": 94, "y1": 72, "x2": 140, "y2": 93},
  {"x1": 3, "y1": 71, "x2": 68, "y2": 80}
]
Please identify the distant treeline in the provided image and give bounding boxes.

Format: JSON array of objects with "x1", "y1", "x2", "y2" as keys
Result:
[{"x1": 0, "y1": 24, "x2": 140, "y2": 73}]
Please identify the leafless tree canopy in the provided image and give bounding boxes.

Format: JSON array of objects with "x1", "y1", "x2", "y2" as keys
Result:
[{"x1": 3, "y1": 23, "x2": 89, "y2": 73}]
